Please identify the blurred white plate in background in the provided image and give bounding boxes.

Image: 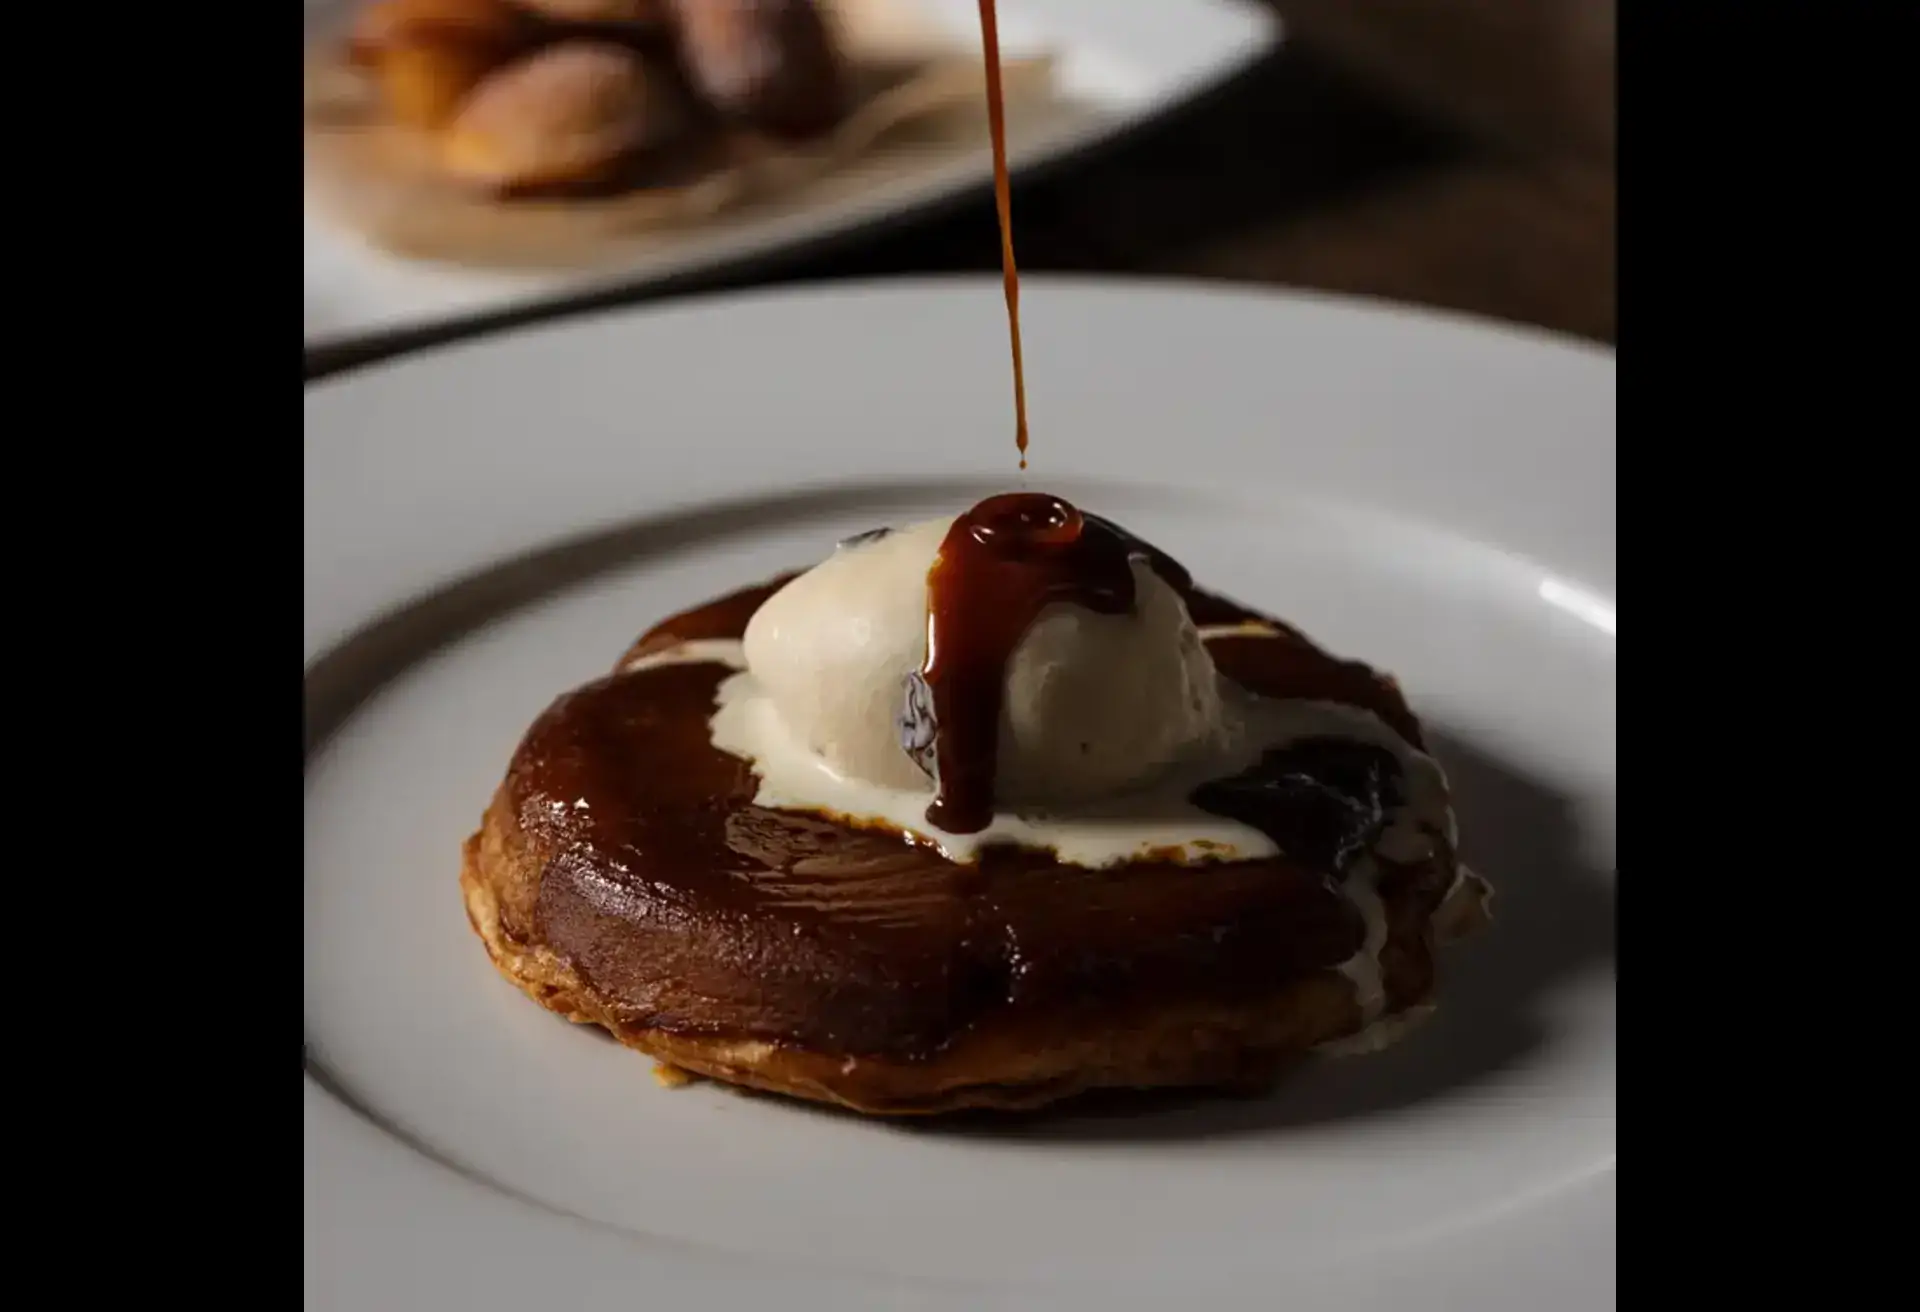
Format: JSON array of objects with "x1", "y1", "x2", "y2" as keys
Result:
[{"x1": 302, "y1": 0, "x2": 1280, "y2": 353}]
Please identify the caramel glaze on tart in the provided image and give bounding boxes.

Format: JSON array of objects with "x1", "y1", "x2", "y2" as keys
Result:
[{"x1": 460, "y1": 561, "x2": 1487, "y2": 1115}]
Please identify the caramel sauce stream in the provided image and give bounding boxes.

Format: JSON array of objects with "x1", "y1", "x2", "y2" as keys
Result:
[{"x1": 977, "y1": 0, "x2": 1029, "y2": 470}]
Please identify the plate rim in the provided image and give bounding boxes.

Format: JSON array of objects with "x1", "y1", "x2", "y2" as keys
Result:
[
  {"x1": 307, "y1": 270, "x2": 1616, "y2": 392},
  {"x1": 305, "y1": 273, "x2": 1616, "y2": 661},
  {"x1": 304, "y1": 273, "x2": 1615, "y2": 1311}
]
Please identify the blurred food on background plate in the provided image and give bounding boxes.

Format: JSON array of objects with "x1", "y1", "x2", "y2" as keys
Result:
[{"x1": 304, "y1": 0, "x2": 1058, "y2": 270}]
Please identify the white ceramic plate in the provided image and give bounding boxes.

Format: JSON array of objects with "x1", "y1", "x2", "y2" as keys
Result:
[
  {"x1": 305, "y1": 277, "x2": 1616, "y2": 1311},
  {"x1": 302, "y1": 0, "x2": 1280, "y2": 353}
]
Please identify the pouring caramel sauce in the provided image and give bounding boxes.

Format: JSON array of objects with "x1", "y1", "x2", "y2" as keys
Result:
[
  {"x1": 976, "y1": 0, "x2": 1029, "y2": 470},
  {"x1": 907, "y1": 5, "x2": 1076, "y2": 834},
  {"x1": 893, "y1": 9, "x2": 1418, "y2": 862},
  {"x1": 919, "y1": 14, "x2": 1361, "y2": 845}
]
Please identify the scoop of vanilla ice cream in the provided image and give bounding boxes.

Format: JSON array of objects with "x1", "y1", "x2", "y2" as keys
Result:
[
  {"x1": 742, "y1": 519, "x2": 950, "y2": 791},
  {"x1": 740, "y1": 516, "x2": 1224, "y2": 811},
  {"x1": 996, "y1": 563, "x2": 1222, "y2": 805}
]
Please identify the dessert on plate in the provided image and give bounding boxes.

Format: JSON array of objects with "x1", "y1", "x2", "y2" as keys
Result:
[{"x1": 460, "y1": 493, "x2": 1492, "y2": 1115}]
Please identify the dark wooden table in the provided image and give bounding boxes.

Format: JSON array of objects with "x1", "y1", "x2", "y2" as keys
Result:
[{"x1": 304, "y1": 0, "x2": 1615, "y2": 379}]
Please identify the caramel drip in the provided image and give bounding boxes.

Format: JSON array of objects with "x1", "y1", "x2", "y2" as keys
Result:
[{"x1": 918, "y1": 493, "x2": 1189, "y2": 833}]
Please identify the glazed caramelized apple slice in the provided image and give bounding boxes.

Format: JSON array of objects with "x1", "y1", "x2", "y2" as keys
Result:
[
  {"x1": 668, "y1": 0, "x2": 845, "y2": 139},
  {"x1": 441, "y1": 41, "x2": 683, "y2": 194}
]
